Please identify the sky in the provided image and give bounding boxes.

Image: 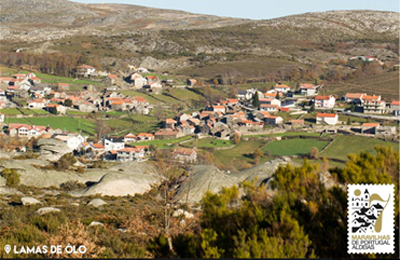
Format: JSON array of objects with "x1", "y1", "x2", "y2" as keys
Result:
[{"x1": 71, "y1": 0, "x2": 399, "y2": 20}]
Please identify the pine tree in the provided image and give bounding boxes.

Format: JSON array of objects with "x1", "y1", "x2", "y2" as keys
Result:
[{"x1": 252, "y1": 91, "x2": 260, "y2": 109}]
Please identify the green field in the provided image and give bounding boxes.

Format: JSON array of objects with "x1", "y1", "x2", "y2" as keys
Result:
[
  {"x1": 117, "y1": 90, "x2": 160, "y2": 104},
  {"x1": 262, "y1": 138, "x2": 330, "y2": 156},
  {"x1": 213, "y1": 140, "x2": 268, "y2": 166},
  {"x1": 0, "y1": 66, "x2": 104, "y2": 85},
  {"x1": 320, "y1": 135, "x2": 399, "y2": 161},
  {"x1": 182, "y1": 138, "x2": 234, "y2": 148},
  {"x1": 169, "y1": 89, "x2": 205, "y2": 101},
  {"x1": 0, "y1": 108, "x2": 23, "y2": 115},
  {"x1": 130, "y1": 136, "x2": 192, "y2": 149},
  {"x1": 244, "y1": 132, "x2": 321, "y2": 138},
  {"x1": 6, "y1": 117, "x2": 96, "y2": 135}
]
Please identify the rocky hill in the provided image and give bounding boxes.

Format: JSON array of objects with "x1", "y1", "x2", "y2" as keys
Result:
[{"x1": 0, "y1": 0, "x2": 398, "y2": 79}]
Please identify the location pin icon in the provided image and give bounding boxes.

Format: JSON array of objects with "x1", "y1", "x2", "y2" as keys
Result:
[{"x1": 4, "y1": 245, "x2": 11, "y2": 254}]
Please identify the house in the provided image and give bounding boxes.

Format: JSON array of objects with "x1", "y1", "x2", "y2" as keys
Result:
[
  {"x1": 163, "y1": 118, "x2": 177, "y2": 129},
  {"x1": 13, "y1": 74, "x2": 26, "y2": 80},
  {"x1": 123, "y1": 133, "x2": 138, "y2": 143},
  {"x1": 154, "y1": 129, "x2": 180, "y2": 140},
  {"x1": 53, "y1": 134, "x2": 83, "y2": 151},
  {"x1": 8, "y1": 123, "x2": 48, "y2": 138},
  {"x1": 89, "y1": 143, "x2": 105, "y2": 154},
  {"x1": 260, "y1": 104, "x2": 279, "y2": 113},
  {"x1": 291, "y1": 119, "x2": 304, "y2": 128},
  {"x1": 46, "y1": 104, "x2": 67, "y2": 115},
  {"x1": 58, "y1": 83, "x2": 70, "y2": 91},
  {"x1": 30, "y1": 83, "x2": 52, "y2": 96},
  {"x1": 187, "y1": 79, "x2": 197, "y2": 86},
  {"x1": 300, "y1": 83, "x2": 319, "y2": 96},
  {"x1": 274, "y1": 84, "x2": 292, "y2": 93},
  {"x1": 105, "y1": 74, "x2": 117, "y2": 85},
  {"x1": 390, "y1": 101, "x2": 400, "y2": 110},
  {"x1": 226, "y1": 99, "x2": 239, "y2": 106},
  {"x1": 390, "y1": 101, "x2": 400, "y2": 116},
  {"x1": 130, "y1": 73, "x2": 147, "y2": 89},
  {"x1": 314, "y1": 95, "x2": 336, "y2": 109},
  {"x1": 76, "y1": 65, "x2": 96, "y2": 77},
  {"x1": 0, "y1": 113, "x2": 4, "y2": 123},
  {"x1": 361, "y1": 123, "x2": 380, "y2": 135},
  {"x1": 344, "y1": 93, "x2": 366, "y2": 104},
  {"x1": 363, "y1": 96, "x2": 386, "y2": 114},
  {"x1": 316, "y1": 113, "x2": 338, "y2": 125},
  {"x1": 29, "y1": 77, "x2": 41, "y2": 85},
  {"x1": 117, "y1": 147, "x2": 145, "y2": 162},
  {"x1": 146, "y1": 75, "x2": 158, "y2": 84},
  {"x1": 103, "y1": 137, "x2": 125, "y2": 151},
  {"x1": 259, "y1": 98, "x2": 281, "y2": 107},
  {"x1": 28, "y1": 99, "x2": 48, "y2": 109},
  {"x1": 211, "y1": 105, "x2": 226, "y2": 114},
  {"x1": 172, "y1": 148, "x2": 197, "y2": 163},
  {"x1": 137, "y1": 133, "x2": 154, "y2": 142},
  {"x1": 264, "y1": 116, "x2": 283, "y2": 125}
]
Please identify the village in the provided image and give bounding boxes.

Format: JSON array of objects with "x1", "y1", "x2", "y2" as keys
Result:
[{"x1": 0, "y1": 62, "x2": 399, "y2": 165}]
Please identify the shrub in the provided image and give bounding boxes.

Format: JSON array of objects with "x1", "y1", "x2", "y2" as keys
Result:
[
  {"x1": 1, "y1": 168, "x2": 21, "y2": 187},
  {"x1": 55, "y1": 153, "x2": 77, "y2": 171},
  {"x1": 60, "y1": 180, "x2": 86, "y2": 191}
]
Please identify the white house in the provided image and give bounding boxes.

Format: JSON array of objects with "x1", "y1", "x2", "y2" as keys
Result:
[
  {"x1": 117, "y1": 147, "x2": 144, "y2": 162},
  {"x1": 344, "y1": 93, "x2": 366, "y2": 104},
  {"x1": 300, "y1": 83, "x2": 319, "y2": 96},
  {"x1": 260, "y1": 104, "x2": 279, "y2": 113},
  {"x1": 0, "y1": 113, "x2": 4, "y2": 123},
  {"x1": 264, "y1": 115, "x2": 283, "y2": 125},
  {"x1": 130, "y1": 73, "x2": 147, "y2": 89},
  {"x1": 316, "y1": 113, "x2": 338, "y2": 125},
  {"x1": 103, "y1": 137, "x2": 125, "y2": 151},
  {"x1": 259, "y1": 98, "x2": 281, "y2": 107},
  {"x1": 54, "y1": 135, "x2": 83, "y2": 151},
  {"x1": 172, "y1": 148, "x2": 197, "y2": 163},
  {"x1": 123, "y1": 133, "x2": 138, "y2": 143},
  {"x1": 314, "y1": 95, "x2": 336, "y2": 109},
  {"x1": 76, "y1": 65, "x2": 96, "y2": 77}
]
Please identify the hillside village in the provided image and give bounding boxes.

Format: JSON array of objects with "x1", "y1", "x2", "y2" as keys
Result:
[{"x1": 0, "y1": 61, "x2": 399, "y2": 164}]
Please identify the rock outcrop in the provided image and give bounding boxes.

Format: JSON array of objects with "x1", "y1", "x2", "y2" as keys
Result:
[
  {"x1": 70, "y1": 161, "x2": 161, "y2": 197},
  {"x1": 37, "y1": 138, "x2": 73, "y2": 162},
  {"x1": 87, "y1": 198, "x2": 107, "y2": 207},
  {"x1": 21, "y1": 197, "x2": 42, "y2": 205},
  {"x1": 36, "y1": 207, "x2": 61, "y2": 215}
]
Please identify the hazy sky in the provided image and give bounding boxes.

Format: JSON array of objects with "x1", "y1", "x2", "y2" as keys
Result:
[{"x1": 71, "y1": 0, "x2": 399, "y2": 20}]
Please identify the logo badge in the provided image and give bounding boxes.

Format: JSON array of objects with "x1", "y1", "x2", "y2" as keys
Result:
[{"x1": 348, "y1": 184, "x2": 394, "y2": 254}]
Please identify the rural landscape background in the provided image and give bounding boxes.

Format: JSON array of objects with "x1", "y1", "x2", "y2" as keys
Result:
[{"x1": 0, "y1": 0, "x2": 399, "y2": 258}]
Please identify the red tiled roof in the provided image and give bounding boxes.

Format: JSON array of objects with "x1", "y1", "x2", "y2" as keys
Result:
[
  {"x1": 315, "y1": 95, "x2": 332, "y2": 100},
  {"x1": 300, "y1": 83, "x2": 317, "y2": 89},
  {"x1": 317, "y1": 113, "x2": 337, "y2": 118},
  {"x1": 391, "y1": 101, "x2": 400, "y2": 106},
  {"x1": 362, "y1": 123, "x2": 379, "y2": 127},
  {"x1": 91, "y1": 143, "x2": 105, "y2": 149},
  {"x1": 345, "y1": 93, "x2": 365, "y2": 99},
  {"x1": 118, "y1": 148, "x2": 141, "y2": 153}
]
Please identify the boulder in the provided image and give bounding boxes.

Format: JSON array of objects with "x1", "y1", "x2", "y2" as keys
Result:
[
  {"x1": 21, "y1": 197, "x2": 42, "y2": 205},
  {"x1": 175, "y1": 165, "x2": 240, "y2": 204},
  {"x1": 36, "y1": 207, "x2": 60, "y2": 215},
  {"x1": 70, "y1": 162, "x2": 161, "y2": 197},
  {"x1": 89, "y1": 221, "x2": 104, "y2": 227},
  {"x1": 0, "y1": 159, "x2": 106, "y2": 188},
  {"x1": 0, "y1": 186, "x2": 23, "y2": 196},
  {"x1": 0, "y1": 151, "x2": 11, "y2": 160},
  {"x1": 173, "y1": 209, "x2": 194, "y2": 219},
  {"x1": 37, "y1": 138, "x2": 73, "y2": 162},
  {"x1": 87, "y1": 198, "x2": 107, "y2": 207}
]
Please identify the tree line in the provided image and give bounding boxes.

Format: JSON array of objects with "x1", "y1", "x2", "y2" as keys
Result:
[{"x1": 0, "y1": 52, "x2": 101, "y2": 77}]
